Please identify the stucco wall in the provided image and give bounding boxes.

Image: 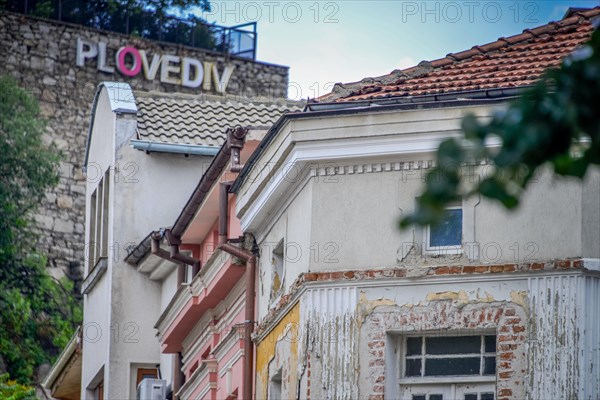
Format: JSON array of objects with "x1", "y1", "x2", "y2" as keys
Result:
[
  {"x1": 0, "y1": 11, "x2": 289, "y2": 285},
  {"x1": 310, "y1": 165, "x2": 590, "y2": 271},
  {"x1": 81, "y1": 87, "x2": 219, "y2": 396}
]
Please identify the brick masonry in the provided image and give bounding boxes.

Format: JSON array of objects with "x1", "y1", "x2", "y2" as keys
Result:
[
  {"x1": 364, "y1": 302, "x2": 528, "y2": 400},
  {"x1": 256, "y1": 258, "x2": 584, "y2": 336},
  {"x1": 0, "y1": 11, "x2": 289, "y2": 288}
]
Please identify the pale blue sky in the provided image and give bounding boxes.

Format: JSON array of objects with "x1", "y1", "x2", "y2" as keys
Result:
[{"x1": 195, "y1": 0, "x2": 600, "y2": 99}]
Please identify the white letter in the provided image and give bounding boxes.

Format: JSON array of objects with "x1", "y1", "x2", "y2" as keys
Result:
[
  {"x1": 76, "y1": 38, "x2": 97, "y2": 67},
  {"x1": 160, "y1": 55, "x2": 181, "y2": 85},
  {"x1": 203, "y1": 61, "x2": 213, "y2": 91},
  {"x1": 182, "y1": 57, "x2": 204, "y2": 88},
  {"x1": 212, "y1": 64, "x2": 235, "y2": 93},
  {"x1": 98, "y1": 42, "x2": 114, "y2": 73},
  {"x1": 140, "y1": 50, "x2": 162, "y2": 80}
]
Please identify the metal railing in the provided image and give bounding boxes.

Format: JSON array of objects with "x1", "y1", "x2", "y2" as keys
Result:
[{"x1": 4, "y1": 0, "x2": 257, "y2": 60}]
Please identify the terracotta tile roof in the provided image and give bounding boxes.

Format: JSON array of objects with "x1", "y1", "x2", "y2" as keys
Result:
[
  {"x1": 318, "y1": 7, "x2": 600, "y2": 103},
  {"x1": 135, "y1": 92, "x2": 303, "y2": 147}
]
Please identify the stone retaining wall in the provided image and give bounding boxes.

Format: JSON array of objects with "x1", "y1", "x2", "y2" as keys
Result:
[{"x1": 0, "y1": 11, "x2": 289, "y2": 290}]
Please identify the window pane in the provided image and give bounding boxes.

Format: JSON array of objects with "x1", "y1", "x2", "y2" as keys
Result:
[
  {"x1": 405, "y1": 359, "x2": 422, "y2": 376},
  {"x1": 481, "y1": 393, "x2": 495, "y2": 400},
  {"x1": 484, "y1": 356, "x2": 496, "y2": 375},
  {"x1": 412, "y1": 396, "x2": 426, "y2": 400},
  {"x1": 426, "y1": 336, "x2": 480, "y2": 355},
  {"x1": 464, "y1": 395, "x2": 478, "y2": 400},
  {"x1": 430, "y1": 208, "x2": 462, "y2": 247},
  {"x1": 425, "y1": 357, "x2": 481, "y2": 376},
  {"x1": 484, "y1": 335, "x2": 496, "y2": 353},
  {"x1": 430, "y1": 395, "x2": 443, "y2": 400},
  {"x1": 406, "y1": 337, "x2": 422, "y2": 356}
]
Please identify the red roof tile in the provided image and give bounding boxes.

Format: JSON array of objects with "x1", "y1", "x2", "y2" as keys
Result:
[{"x1": 318, "y1": 7, "x2": 600, "y2": 103}]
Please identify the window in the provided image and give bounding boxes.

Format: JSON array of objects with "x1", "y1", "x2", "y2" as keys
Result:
[
  {"x1": 269, "y1": 369, "x2": 282, "y2": 400},
  {"x1": 136, "y1": 368, "x2": 158, "y2": 386},
  {"x1": 398, "y1": 334, "x2": 496, "y2": 400},
  {"x1": 404, "y1": 335, "x2": 496, "y2": 377},
  {"x1": 425, "y1": 206, "x2": 462, "y2": 254},
  {"x1": 87, "y1": 169, "x2": 111, "y2": 273}
]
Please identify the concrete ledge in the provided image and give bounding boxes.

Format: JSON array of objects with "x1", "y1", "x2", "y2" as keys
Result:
[{"x1": 81, "y1": 258, "x2": 108, "y2": 295}]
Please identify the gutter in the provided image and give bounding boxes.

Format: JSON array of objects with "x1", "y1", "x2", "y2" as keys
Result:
[
  {"x1": 130, "y1": 140, "x2": 220, "y2": 156},
  {"x1": 42, "y1": 326, "x2": 81, "y2": 391},
  {"x1": 231, "y1": 88, "x2": 526, "y2": 194},
  {"x1": 150, "y1": 230, "x2": 200, "y2": 283},
  {"x1": 171, "y1": 127, "x2": 247, "y2": 238}
]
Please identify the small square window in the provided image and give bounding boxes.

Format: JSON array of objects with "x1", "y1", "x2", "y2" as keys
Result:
[
  {"x1": 403, "y1": 334, "x2": 496, "y2": 378},
  {"x1": 425, "y1": 207, "x2": 462, "y2": 253}
]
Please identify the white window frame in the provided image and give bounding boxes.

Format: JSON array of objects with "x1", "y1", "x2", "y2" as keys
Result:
[
  {"x1": 394, "y1": 333, "x2": 497, "y2": 400},
  {"x1": 424, "y1": 205, "x2": 463, "y2": 255}
]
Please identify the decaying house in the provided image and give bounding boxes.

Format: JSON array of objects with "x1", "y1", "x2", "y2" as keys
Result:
[
  {"x1": 228, "y1": 8, "x2": 600, "y2": 400},
  {"x1": 48, "y1": 7, "x2": 600, "y2": 400}
]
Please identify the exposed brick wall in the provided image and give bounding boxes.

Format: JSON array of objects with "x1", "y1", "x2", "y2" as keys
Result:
[{"x1": 363, "y1": 302, "x2": 528, "y2": 400}]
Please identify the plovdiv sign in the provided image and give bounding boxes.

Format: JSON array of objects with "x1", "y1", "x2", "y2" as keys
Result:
[{"x1": 76, "y1": 38, "x2": 235, "y2": 93}]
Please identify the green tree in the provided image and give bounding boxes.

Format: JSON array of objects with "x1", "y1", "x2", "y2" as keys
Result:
[
  {"x1": 0, "y1": 76, "x2": 81, "y2": 384},
  {"x1": 1, "y1": 0, "x2": 216, "y2": 50},
  {"x1": 401, "y1": 26, "x2": 600, "y2": 229},
  {"x1": 0, "y1": 374, "x2": 35, "y2": 400}
]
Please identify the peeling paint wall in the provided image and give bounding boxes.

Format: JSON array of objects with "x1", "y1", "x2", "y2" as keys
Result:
[
  {"x1": 301, "y1": 286, "x2": 359, "y2": 400},
  {"x1": 255, "y1": 302, "x2": 300, "y2": 399},
  {"x1": 355, "y1": 281, "x2": 529, "y2": 400},
  {"x1": 528, "y1": 274, "x2": 600, "y2": 399}
]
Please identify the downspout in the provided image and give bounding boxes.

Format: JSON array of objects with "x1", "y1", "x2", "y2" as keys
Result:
[
  {"x1": 219, "y1": 181, "x2": 234, "y2": 245},
  {"x1": 218, "y1": 242, "x2": 256, "y2": 400},
  {"x1": 217, "y1": 131, "x2": 255, "y2": 398},
  {"x1": 150, "y1": 231, "x2": 200, "y2": 274}
]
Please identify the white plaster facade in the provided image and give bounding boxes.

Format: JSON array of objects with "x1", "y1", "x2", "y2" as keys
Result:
[
  {"x1": 81, "y1": 83, "x2": 212, "y2": 399},
  {"x1": 234, "y1": 101, "x2": 600, "y2": 399}
]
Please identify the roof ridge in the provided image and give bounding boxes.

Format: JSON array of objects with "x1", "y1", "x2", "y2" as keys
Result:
[
  {"x1": 134, "y1": 89, "x2": 304, "y2": 108},
  {"x1": 419, "y1": 7, "x2": 599, "y2": 73},
  {"x1": 317, "y1": 6, "x2": 599, "y2": 103}
]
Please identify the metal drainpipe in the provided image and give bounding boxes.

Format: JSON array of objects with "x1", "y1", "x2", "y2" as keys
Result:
[
  {"x1": 219, "y1": 242, "x2": 256, "y2": 400},
  {"x1": 150, "y1": 231, "x2": 201, "y2": 276},
  {"x1": 219, "y1": 181, "x2": 234, "y2": 245},
  {"x1": 217, "y1": 175, "x2": 255, "y2": 399}
]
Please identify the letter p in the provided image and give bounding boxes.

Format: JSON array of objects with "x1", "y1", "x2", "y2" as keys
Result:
[{"x1": 76, "y1": 38, "x2": 98, "y2": 67}]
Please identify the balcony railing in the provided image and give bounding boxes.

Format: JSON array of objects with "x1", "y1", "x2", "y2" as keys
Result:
[{"x1": 4, "y1": 0, "x2": 257, "y2": 60}]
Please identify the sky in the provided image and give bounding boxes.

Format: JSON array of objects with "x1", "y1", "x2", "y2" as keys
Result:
[{"x1": 193, "y1": 0, "x2": 600, "y2": 100}]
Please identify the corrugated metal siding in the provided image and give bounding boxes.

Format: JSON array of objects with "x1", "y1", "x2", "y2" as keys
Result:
[
  {"x1": 580, "y1": 276, "x2": 600, "y2": 399},
  {"x1": 302, "y1": 286, "x2": 359, "y2": 400},
  {"x1": 528, "y1": 274, "x2": 600, "y2": 399}
]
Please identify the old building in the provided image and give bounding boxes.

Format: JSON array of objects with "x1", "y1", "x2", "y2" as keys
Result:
[
  {"x1": 45, "y1": 81, "x2": 300, "y2": 399},
  {"x1": 47, "y1": 7, "x2": 600, "y2": 400},
  {"x1": 229, "y1": 8, "x2": 600, "y2": 400}
]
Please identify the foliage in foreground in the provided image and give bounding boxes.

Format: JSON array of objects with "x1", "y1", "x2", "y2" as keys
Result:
[
  {"x1": 0, "y1": 76, "x2": 81, "y2": 384},
  {"x1": 401, "y1": 24, "x2": 600, "y2": 228},
  {"x1": 0, "y1": 373, "x2": 36, "y2": 400}
]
